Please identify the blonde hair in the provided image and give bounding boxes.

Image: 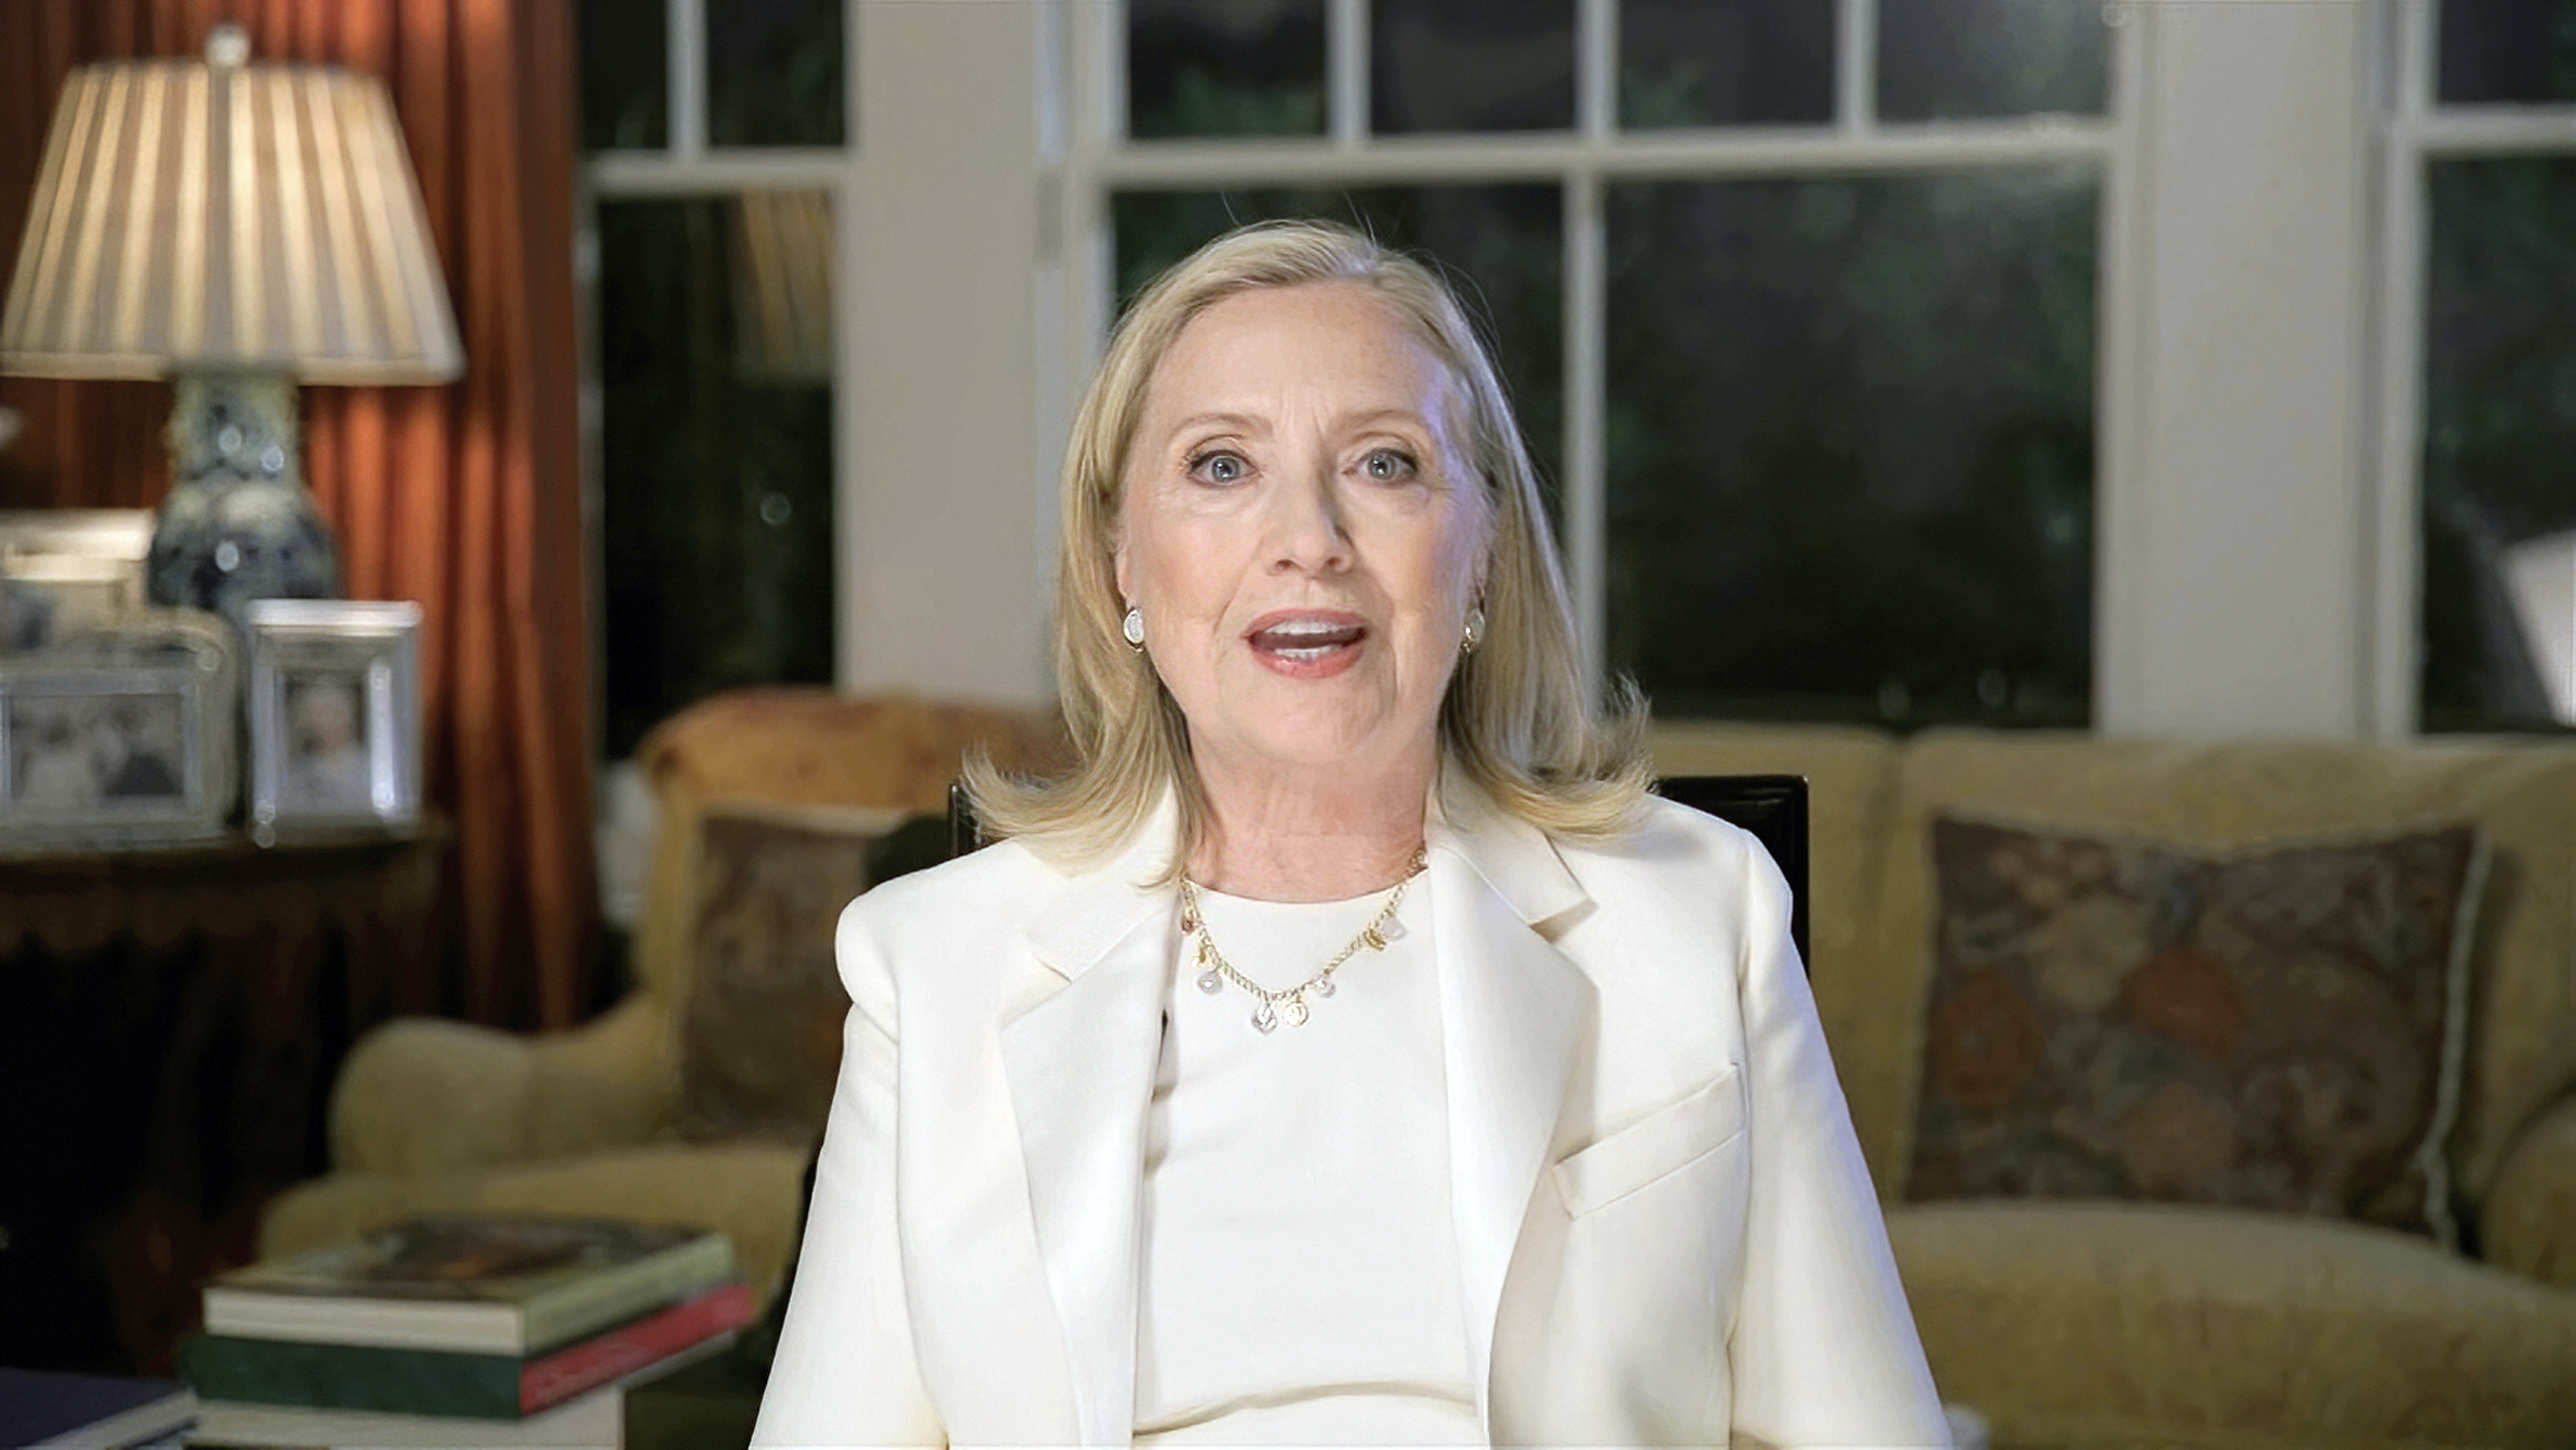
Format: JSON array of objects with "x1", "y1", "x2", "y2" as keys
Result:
[{"x1": 968, "y1": 218, "x2": 1649, "y2": 864}]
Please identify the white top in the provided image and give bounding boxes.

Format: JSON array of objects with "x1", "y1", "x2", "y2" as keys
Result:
[{"x1": 1132, "y1": 874, "x2": 1484, "y2": 1445}]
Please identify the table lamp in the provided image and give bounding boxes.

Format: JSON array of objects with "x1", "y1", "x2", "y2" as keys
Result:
[{"x1": 0, "y1": 24, "x2": 462, "y2": 632}]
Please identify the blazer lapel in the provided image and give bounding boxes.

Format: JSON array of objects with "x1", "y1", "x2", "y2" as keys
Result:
[
  {"x1": 1000, "y1": 813, "x2": 1177, "y2": 1447},
  {"x1": 1428, "y1": 785, "x2": 1596, "y2": 1427},
  {"x1": 993, "y1": 788, "x2": 1595, "y2": 1442}
]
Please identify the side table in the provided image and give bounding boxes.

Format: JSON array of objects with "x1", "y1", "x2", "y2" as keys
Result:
[{"x1": 0, "y1": 830, "x2": 446, "y2": 1379}]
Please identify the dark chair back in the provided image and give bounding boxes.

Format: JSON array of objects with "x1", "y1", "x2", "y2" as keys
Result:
[
  {"x1": 1655, "y1": 774, "x2": 1810, "y2": 972},
  {"x1": 950, "y1": 775, "x2": 1810, "y2": 971}
]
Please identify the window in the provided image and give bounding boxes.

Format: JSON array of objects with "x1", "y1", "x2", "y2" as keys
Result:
[
  {"x1": 1087, "y1": 0, "x2": 2114, "y2": 728},
  {"x1": 578, "y1": 0, "x2": 846, "y2": 756},
  {"x1": 2398, "y1": 0, "x2": 2576, "y2": 732}
]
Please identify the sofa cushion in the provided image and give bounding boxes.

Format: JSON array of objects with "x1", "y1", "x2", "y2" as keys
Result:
[
  {"x1": 674, "y1": 804, "x2": 910, "y2": 1142},
  {"x1": 1869, "y1": 731, "x2": 2576, "y2": 1209},
  {"x1": 634, "y1": 691, "x2": 1070, "y2": 1012},
  {"x1": 1908, "y1": 816, "x2": 2483, "y2": 1242},
  {"x1": 1889, "y1": 1201, "x2": 2576, "y2": 1449}
]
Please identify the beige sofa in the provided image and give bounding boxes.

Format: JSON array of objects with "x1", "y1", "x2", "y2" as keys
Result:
[
  {"x1": 1655, "y1": 722, "x2": 2576, "y2": 1450},
  {"x1": 265, "y1": 713, "x2": 2576, "y2": 1448}
]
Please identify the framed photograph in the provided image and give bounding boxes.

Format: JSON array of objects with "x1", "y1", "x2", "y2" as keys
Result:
[
  {"x1": 246, "y1": 599, "x2": 423, "y2": 841},
  {"x1": 0, "y1": 509, "x2": 152, "y2": 646},
  {"x1": 0, "y1": 659, "x2": 231, "y2": 847}
]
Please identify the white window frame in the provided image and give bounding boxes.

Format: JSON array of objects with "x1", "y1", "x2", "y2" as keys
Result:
[
  {"x1": 577, "y1": 0, "x2": 855, "y2": 732},
  {"x1": 2370, "y1": 0, "x2": 2576, "y2": 736},
  {"x1": 1053, "y1": 0, "x2": 2123, "y2": 691},
  {"x1": 575, "y1": 0, "x2": 2505, "y2": 745}
]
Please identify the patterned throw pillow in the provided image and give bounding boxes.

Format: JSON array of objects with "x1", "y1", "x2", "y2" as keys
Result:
[
  {"x1": 1907, "y1": 816, "x2": 2486, "y2": 1244},
  {"x1": 674, "y1": 805, "x2": 917, "y2": 1141}
]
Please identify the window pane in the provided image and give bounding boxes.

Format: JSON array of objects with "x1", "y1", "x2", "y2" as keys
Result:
[
  {"x1": 708, "y1": 0, "x2": 846, "y2": 147},
  {"x1": 1374, "y1": 0, "x2": 1574, "y2": 134},
  {"x1": 1606, "y1": 169, "x2": 2098, "y2": 726},
  {"x1": 1621, "y1": 0, "x2": 1833, "y2": 128},
  {"x1": 2419, "y1": 157, "x2": 2576, "y2": 732},
  {"x1": 1112, "y1": 187, "x2": 1565, "y2": 513},
  {"x1": 598, "y1": 194, "x2": 837, "y2": 757},
  {"x1": 1130, "y1": 0, "x2": 1327, "y2": 139},
  {"x1": 1878, "y1": 0, "x2": 2108, "y2": 122},
  {"x1": 579, "y1": 0, "x2": 667, "y2": 150},
  {"x1": 2438, "y1": 0, "x2": 2576, "y2": 104}
]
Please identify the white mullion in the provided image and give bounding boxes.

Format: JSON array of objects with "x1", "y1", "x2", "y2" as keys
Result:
[
  {"x1": 1102, "y1": 0, "x2": 1130, "y2": 145},
  {"x1": 586, "y1": 151, "x2": 849, "y2": 197},
  {"x1": 2411, "y1": 108, "x2": 2576, "y2": 153},
  {"x1": 1331, "y1": 0, "x2": 1368, "y2": 148},
  {"x1": 1071, "y1": 0, "x2": 1118, "y2": 362},
  {"x1": 2369, "y1": 0, "x2": 2438, "y2": 739},
  {"x1": 2396, "y1": 0, "x2": 2436, "y2": 120},
  {"x1": 2093, "y1": 0, "x2": 2149, "y2": 732},
  {"x1": 1097, "y1": 122, "x2": 2110, "y2": 188},
  {"x1": 829, "y1": 0, "x2": 864, "y2": 692},
  {"x1": 1564, "y1": 170, "x2": 1607, "y2": 684},
  {"x1": 1577, "y1": 0, "x2": 1615, "y2": 140},
  {"x1": 1046, "y1": 0, "x2": 1118, "y2": 667},
  {"x1": 670, "y1": 0, "x2": 707, "y2": 159},
  {"x1": 1836, "y1": 0, "x2": 1876, "y2": 133},
  {"x1": 1565, "y1": 0, "x2": 1613, "y2": 683}
]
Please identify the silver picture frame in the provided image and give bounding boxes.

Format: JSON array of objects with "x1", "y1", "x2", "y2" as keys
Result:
[
  {"x1": 0, "y1": 508, "x2": 153, "y2": 647},
  {"x1": 0, "y1": 654, "x2": 232, "y2": 848},
  {"x1": 245, "y1": 599, "x2": 423, "y2": 843}
]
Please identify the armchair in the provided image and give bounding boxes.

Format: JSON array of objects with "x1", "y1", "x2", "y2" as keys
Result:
[{"x1": 257, "y1": 689, "x2": 1066, "y2": 1304}]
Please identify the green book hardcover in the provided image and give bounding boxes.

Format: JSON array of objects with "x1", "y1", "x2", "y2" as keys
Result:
[
  {"x1": 183, "y1": 1280, "x2": 755, "y2": 1419},
  {"x1": 202, "y1": 1214, "x2": 735, "y2": 1356}
]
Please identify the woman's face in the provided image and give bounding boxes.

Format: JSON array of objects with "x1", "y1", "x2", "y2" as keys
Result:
[{"x1": 1115, "y1": 280, "x2": 1489, "y2": 785}]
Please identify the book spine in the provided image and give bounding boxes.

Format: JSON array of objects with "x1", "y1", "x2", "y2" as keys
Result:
[
  {"x1": 181, "y1": 1336, "x2": 522, "y2": 1419},
  {"x1": 518, "y1": 1233, "x2": 737, "y2": 1352},
  {"x1": 520, "y1": 1281, "x2": 754, "y2": 1412},
  {"x1": 181, "y1": 1283, "x2": 754, "y2": 1421}
]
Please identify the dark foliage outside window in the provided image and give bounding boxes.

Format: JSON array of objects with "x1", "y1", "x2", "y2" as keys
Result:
[
  {"x1": 2419, "y1": 156, "x2": 2576, "y2": 732},
  {"x1": 579, "y1": 0, "x2": 667, "y2": 150},
  {"x1": 1621, "y1": 0, "x2": 1834, "y2": 129},
  {"x1": 1605, "y1": 170, "x2": 2097, "y2": 726},
  {"x1": 2438, "y1": 0, "x2": 2576, "y2": 104},
  {"x1": 1130, "y1": 0, "x2": 1327, "y2": 139},
  {"x1": 708, "y1": 0, "x2": 846, "y2": 148},
  {"x1": 597, "y1": 198, "x2": 836, "y2": 759}
]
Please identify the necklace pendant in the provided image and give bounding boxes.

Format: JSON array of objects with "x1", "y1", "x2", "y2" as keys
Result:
[
  {"x1": 1282, "y1": 994, "x2": 1310, "y2": 1027},
  {"x1": 1376, "y1": 916, "x2": 1406, "y2": 942},
  {"x1": 1195, "y1": 968, "x2": 1222, "y2": 994},
  {"x1": 1310, "y1": 974, "x2": 1335, "y2": 998},
  {"x1": 1251, "y1": 1001, "x2": 1278, "y2": 1034}
]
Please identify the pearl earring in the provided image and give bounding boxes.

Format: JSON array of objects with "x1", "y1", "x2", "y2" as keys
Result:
[
  {"x1": 1122, "y1": 606, "x2": 1146, "y2": 648},
  {"x1": 1461, "y1": 605, "x2": 1485, "y2": 654}
]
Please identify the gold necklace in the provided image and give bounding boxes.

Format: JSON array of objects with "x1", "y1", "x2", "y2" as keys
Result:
[{"x1": 1177, "y1": 848, "x2": 1427, "y2": 1035}]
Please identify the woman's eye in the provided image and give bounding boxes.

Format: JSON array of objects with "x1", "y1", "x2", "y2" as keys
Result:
[
  {"x1": 1189, "y1": 450, "x2": 1249, "y2": 485},
  {"x1": 1361, "y1": 448, "x2": 1418, "y2": 482}
]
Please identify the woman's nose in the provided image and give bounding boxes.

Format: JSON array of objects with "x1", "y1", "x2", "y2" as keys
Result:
[{"x1": 1266, "y1": 463, "x2": 1352, "y2": 575}]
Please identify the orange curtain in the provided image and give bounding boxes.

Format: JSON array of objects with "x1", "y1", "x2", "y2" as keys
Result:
[{"x1": 0, "y1": 0, "x2": 599, "y2": 1031}]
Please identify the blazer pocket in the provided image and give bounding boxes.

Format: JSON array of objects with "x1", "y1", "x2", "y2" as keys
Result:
[{"x1": 1550, "y1": 1066, "x2": 1745, "y2": 1218}]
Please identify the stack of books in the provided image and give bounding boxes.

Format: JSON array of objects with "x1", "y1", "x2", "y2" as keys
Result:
[
  {"x1": 181, "y1": 1214, "x2": 751, "y2": 1421},
  {"x1": 0, "y1": 1367, "x2": 197, "y2": 1447}
]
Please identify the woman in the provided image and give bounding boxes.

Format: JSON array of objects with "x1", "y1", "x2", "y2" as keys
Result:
[{"x1": 754, "y1": 220, "x2": 1947, "y2": 1447}]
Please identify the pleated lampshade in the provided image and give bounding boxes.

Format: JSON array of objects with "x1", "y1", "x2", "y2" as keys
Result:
[{"x1": 0, "y1": 38, "x2": 462, "y2": 384}]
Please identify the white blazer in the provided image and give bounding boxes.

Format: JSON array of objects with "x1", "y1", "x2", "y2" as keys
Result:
[{"x1": 753, "y1": 785, "x2": 1949, "y2": 1448}]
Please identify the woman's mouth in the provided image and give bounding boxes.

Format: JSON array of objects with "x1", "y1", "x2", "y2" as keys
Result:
[{"x1": 1245, "y1": 611, "x2": 1367, "y2": 677}]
